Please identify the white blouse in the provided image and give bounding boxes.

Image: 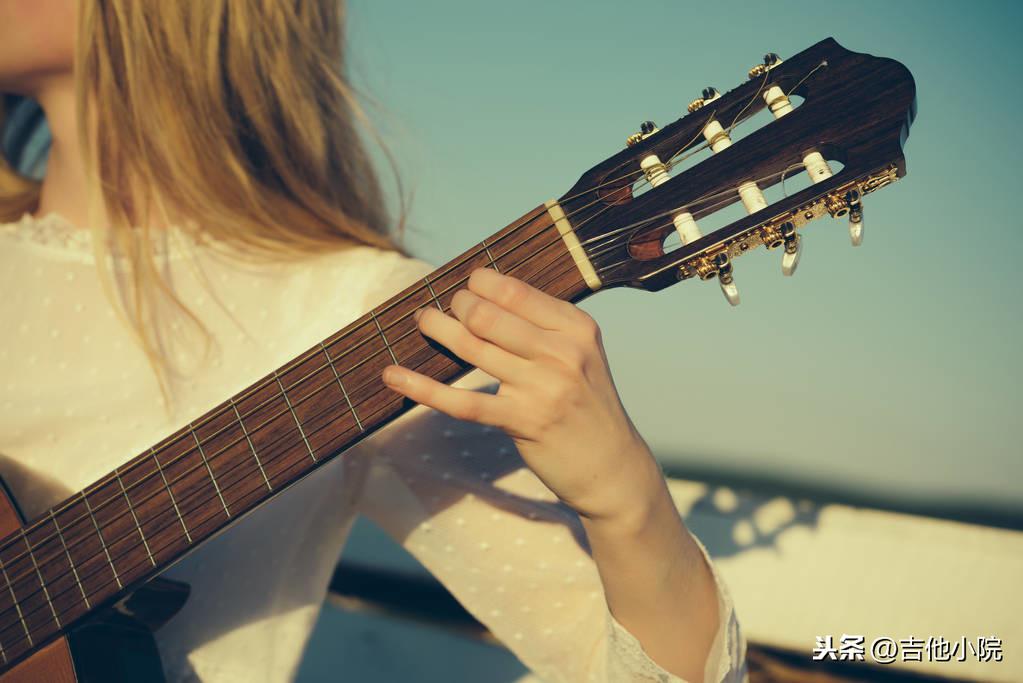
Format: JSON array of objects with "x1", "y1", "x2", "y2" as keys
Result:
[{"x1": 0, "y1": 213, "x2": 746, "y2": 683}]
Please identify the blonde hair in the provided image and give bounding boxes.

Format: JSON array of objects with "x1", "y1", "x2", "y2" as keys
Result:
[{"x1": 0, "y1": 0, "x2": 408, "y2": 404}]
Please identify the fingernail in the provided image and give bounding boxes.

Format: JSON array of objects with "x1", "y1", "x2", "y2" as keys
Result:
[
  {"x1": 383, "y1": 367, "x2": 407, "y2": 386},
  {"x1": 413, "y1": 308, "x2": 424, "y2": 322}
]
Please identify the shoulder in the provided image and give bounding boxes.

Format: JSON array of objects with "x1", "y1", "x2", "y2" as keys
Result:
[{"x1": 348, "y1": 247, "x2": 436, "y2": 311}]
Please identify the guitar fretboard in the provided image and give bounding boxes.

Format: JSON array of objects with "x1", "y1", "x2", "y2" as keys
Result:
[{"x1": 0, "y1": 203, "x2": 591, "y2": 670}]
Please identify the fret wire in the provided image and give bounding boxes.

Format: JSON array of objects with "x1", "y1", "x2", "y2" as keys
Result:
[
  {"x1": 229, "y1": 399, "x2": 272, "y2": 492},
  {"x1": 188, "y1": 424, "x2": 231, "y2": 517},
  {"x1": 6, "y1": 205, "x2": 557, "y2": 568},
  {"x1": 319, "y1": 343, "x2": 363, "y2": 432},
  {"x1": 3, "y1": 219, "x2": 564, "y2": 601},
  {"x1": 370, "y1": 310, "x2": 400, "y2": 366},
  {"x1": 0, "y1": 226, "x2": 585, "y2": 638},
  {"x1": 21, "y1": 531, "x2": 59, "y2": 629},
  {"x1": 153, "y1": 449, "x2": 192, "y2": 544},
  {"x1": 48, "y1": 510, "x2": 89, "y2": 609},
  {"x1": 81, "y1": 493, "x2": 121, "y2": 589},
  {"x1": 115, "y1": 467, "x2": 156, "y2": 567},
  {"x1": 423, "y1": 276, "x2": 444, "y2": 311},
  {"x1": 0, "y1": 556, "x2": 30, "y2": 648},
  {"x1": 272, "y1": 371, "x2": 318, "y2": 463},
  {"x1": 481, "y1": 238, "x2": 502, "y2": 272},
  {"x1": 0, "y1": 213, "x2": 573, "y2": 634}
]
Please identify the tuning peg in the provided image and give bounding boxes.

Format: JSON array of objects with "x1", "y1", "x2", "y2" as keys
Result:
[
  {"x1": 779, "y1": 222, "x2": 801, "y2": 276},
  {"x1": 846, "y1": 189, "x2": 864, "y2": 246},
  {"x1": 748, "y1": 52, "x2": 783, "y2": 79},
  {"x1": 715, "y1": 253, "x2": 740, "y2": 306},
  {"x1": 626, "y1": 120, "x2": 660, "y2": 147},
  {"x1": 701, "y1": 87, "x2": 721, "y2": 103},
  {"x1": 687, "y1": 87, "x2": 721, "y2": 113}
]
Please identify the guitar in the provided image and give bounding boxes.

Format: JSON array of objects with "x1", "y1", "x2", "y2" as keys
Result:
[{"x1": 0, "y1": 37, "x2": 915, "y2": 680}]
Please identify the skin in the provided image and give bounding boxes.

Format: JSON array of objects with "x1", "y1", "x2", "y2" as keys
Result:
[
  {"x1": 383, "y1": 271, "x2": 720, "y2": 682},
  {"x1": 3, "y1": 3, "x2": 721, "y2": 681}
]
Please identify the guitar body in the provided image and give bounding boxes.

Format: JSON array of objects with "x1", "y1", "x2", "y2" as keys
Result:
[{"x1": 0, "y1": 479, "x2": 189, "y2": 682}]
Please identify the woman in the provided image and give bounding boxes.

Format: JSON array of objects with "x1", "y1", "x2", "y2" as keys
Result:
[{"x1": 0, "y1": 1, "x2": 745, "y2": 681}]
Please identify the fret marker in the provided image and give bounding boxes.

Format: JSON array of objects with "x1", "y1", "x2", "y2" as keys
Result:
[
  {"x1": 273, "y1": 372, "x2": 318, "y2": 463},
  {"x1": 189, "y1": 423, "x2": 232, "y2": 516},
  {"x1": 230, "y1": 399, "x2": 273, "y2": 491},
  {"x1": 320, "y1": 343, "x2": 364, "y2": 432},
  {"x1": 153, "y1": 449, "x2": 192, "y2": 543},
  {"x1": 544, "y1": 199, "x2": 602, "y2": 291}
]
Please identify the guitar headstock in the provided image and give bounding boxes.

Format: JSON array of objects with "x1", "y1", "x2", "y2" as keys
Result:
[{"x1": 560, "y1": 37, "x2": 916, "y2": 303}]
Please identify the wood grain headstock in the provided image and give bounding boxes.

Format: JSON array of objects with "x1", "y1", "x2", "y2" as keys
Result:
[{"x1": 559, "y1": 37, "x2": 916, "y2": 296}]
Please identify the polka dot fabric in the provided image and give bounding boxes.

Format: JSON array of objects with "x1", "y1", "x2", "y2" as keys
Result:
[{"x1": 0, "y1": 214, "x2": 746, "y2": 682}]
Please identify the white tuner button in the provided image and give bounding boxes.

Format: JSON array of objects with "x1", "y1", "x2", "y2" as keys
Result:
[
  {"x1": 779, "y1": 222, "x2": 801, "y2": 276},
  {"x1": 846, "y1": 190, "x2": 864, "y2": 247},
  {"x1": 715, "y1": 253, "x2": 740, "y2": 306}
]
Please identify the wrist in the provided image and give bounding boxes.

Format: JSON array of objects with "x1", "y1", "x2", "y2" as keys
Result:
[{"x1": 575, "y1": 440, "x2": 671, "y2": 535}]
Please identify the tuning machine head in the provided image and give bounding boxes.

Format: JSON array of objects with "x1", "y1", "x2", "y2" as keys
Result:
[
  {"x1": 748, "y1": 52, "x2": 783, "y2": 79},
  {"x1": 714, "y1": 252, "x2": 741, "y2": 306},
  {"x1": 779, "y1": 222, "x2": 802, "y2": 276},
  {"x1": 687, "y1": 87, "x2": 721, "y2": 113},
  {"x1": 626, "y1": 120, "x2": 660, "y2": 147},
  {"x1": 846, "y1": 189, "x2": 864, "y2": 246}
]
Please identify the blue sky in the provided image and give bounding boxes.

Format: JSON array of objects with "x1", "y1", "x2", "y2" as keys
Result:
[{"x1": 344, "y1": 0, "x2": 1022, "y2": 514}]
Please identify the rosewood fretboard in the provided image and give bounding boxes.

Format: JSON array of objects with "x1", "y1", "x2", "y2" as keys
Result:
[{"x1": 0, "y1": 203, "x2": 590, "y2": 671}]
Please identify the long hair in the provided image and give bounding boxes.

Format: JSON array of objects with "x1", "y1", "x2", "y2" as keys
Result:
[{"x1": 0, "y1": 0, "x2": 408, "y2": 404}]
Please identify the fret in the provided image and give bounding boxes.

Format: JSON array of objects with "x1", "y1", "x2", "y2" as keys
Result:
[
  {"x1": 0, "y1": 203, "x2": 586, "y2": 679},
  {"x1": 48, "y1": 510, "x2": 89, "y2": 609},
  {"x1": 319, "y1": 343, "x2": 363, "y2": 432},
  {"x1": 115, "y1": 467, "x2": 156, "y2": 567},
  {"x1": 20, "y1": 532, "x2": 59, "y2": 629},
  {"x1": 370, "y1": 309, "x2": 400, "y2": 365},
  {"x1": 423, "y1": 276, "x2": 444, "y2": 311},
  {"x1": 152, "y1": 449, "x2": 192, "y2": 544},
  {"x1": 272, "y1": 371, "x2": 318, "y2": 463},
  {"x1": 81, "y1": 493, "x2": 121, "y2": 589},
  {"x1": 229, "y1": 399, "x2": 272, "y2": 491},
  {"x1": 481, "y1": 238, "x2": 502, "y2": 273},
  {"x1": 0, "y1": 556, "x2": 30, "y2": 648},
  {"x1": 188, "y1": 424, "x2": 231, "y2": 517}
]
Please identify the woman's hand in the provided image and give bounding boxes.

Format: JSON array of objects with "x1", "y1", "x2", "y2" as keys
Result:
[
  {"x1": 380, "y1": 267, "x2": 663, "y2": 523},
  {"x1": 381, "y1": 267, "x2": 724, "y2": 682}
]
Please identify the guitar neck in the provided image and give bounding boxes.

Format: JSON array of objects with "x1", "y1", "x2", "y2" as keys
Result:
[{"x1": 0, "y1": 202, "x2": 592, "y2": 670}]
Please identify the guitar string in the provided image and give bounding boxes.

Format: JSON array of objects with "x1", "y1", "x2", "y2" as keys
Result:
[
  {"x1": 0, "y1": 100, "x2": 818, "y2": 613},
  {"x1": 0, "y1": 63, "x2": 825, "y2": 638},
  {"x1": 0, "y1": 58, "x2": 782, "y2": 576},
  {"x1": 593, "y1": 162, "x2": 809, "y2": 274},
  {"x1": 0, "y1": 163, "x2": 791, "y2": 642},
  {"x1": 0, "y1": 215, "x2": 618, "y2": 648},
  {"x1": 0, "y1": 161, "x2": 802, "y2": 628},
  {"x1": 2, "y1": 162, "x2": 826, "y2": 648}
]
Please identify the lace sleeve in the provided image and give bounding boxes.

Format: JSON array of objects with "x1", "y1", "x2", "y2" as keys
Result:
[{"x1": 603, "y1": 531, "x2": 747, "y2": 683}]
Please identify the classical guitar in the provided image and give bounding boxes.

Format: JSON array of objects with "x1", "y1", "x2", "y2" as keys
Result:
[{"x1": 0, "y1": 37, "x2": 915, "y2": 680}]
